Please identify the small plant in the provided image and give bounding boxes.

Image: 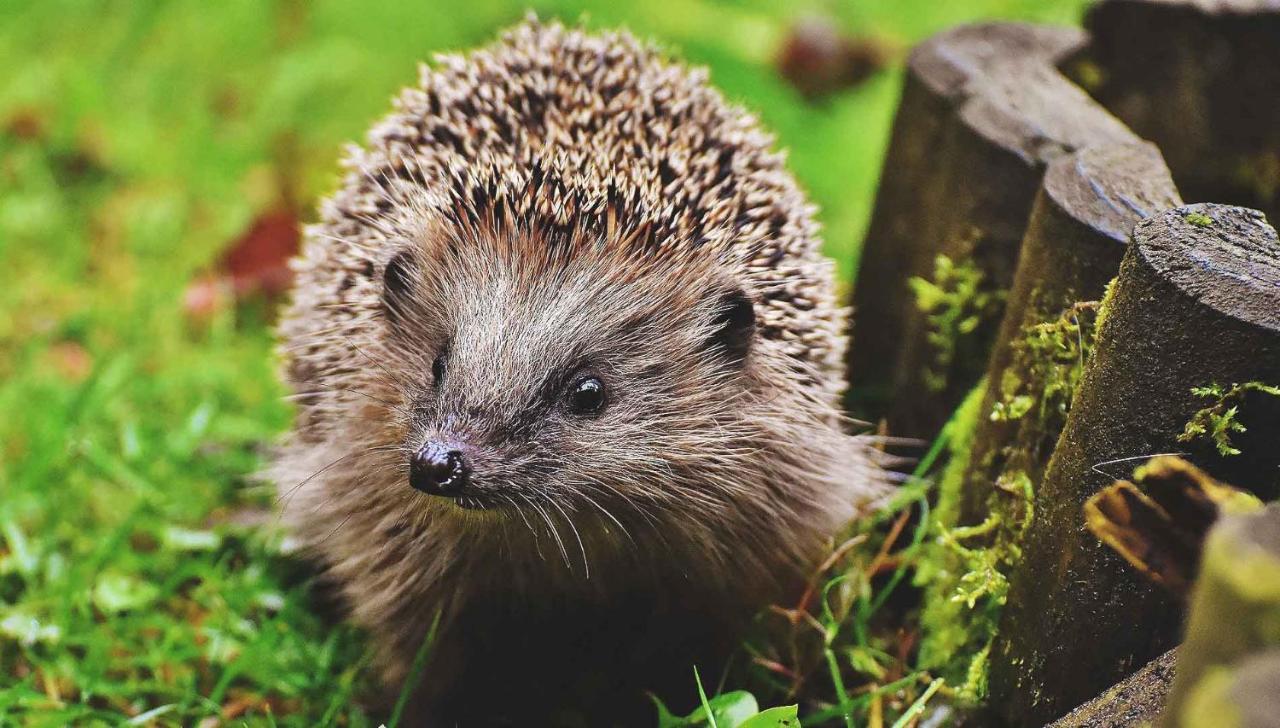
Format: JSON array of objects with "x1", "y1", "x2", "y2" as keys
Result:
[
  {"x1": 1179, "y1": 381, "x2": 1280, "y2": 456},
  {"x1": 909, "y1": 253, "x2": 1005, "y2": 393},
  {"x1": 1183, "y1": 211, "x2": 1215, "y2": 228},
  {"x1": 654, "y1": 674, "x2": 800, "y2": 728}
]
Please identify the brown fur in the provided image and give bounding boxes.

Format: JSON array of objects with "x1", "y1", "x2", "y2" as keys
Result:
[{"x1": 271, "y1": 17, "x2": 886, "y2": 725}]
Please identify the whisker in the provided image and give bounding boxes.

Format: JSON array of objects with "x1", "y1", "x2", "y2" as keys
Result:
[
  {"x1": 322, "y1": 513, "x2": 355, "y2": 544},
  {"x1": 575, "y1": 488, "x2": 633, "y2": 545},
  {"x1": 528, "y1": 498, "x2": 571, "y2": 571},
  {"x1": 275, "y1": 444, "x2": 404, "y2": 517},
  {"x1": 513, "y1": 493, "x2": 548, "y2": 562},
  {"x1": 545, "y1": 496, "x2": 590, "y2": 579},
  {"x1": 275, "y1": 451, "x2": 360, "y2": 512}
]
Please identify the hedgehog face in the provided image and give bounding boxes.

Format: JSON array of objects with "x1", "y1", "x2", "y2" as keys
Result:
[{"x1": 378, "y1": 233, "x2": 761, "y2": 535}]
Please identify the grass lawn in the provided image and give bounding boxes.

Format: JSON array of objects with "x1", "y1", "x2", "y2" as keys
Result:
[{"x1": 1, "y1": 0, "x2": 1088, "y2": 724}]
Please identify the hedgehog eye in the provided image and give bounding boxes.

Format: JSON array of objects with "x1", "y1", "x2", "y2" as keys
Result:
[{"x1": 566, "y1": 376, "x2": 606, "y2": 416}]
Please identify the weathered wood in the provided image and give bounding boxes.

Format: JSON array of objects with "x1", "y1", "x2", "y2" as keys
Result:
[
  {"x1": 954, "y1": 142, "x2": 1180, "y2": 527},
  {"x1": 1161, "y1": 505, "x2": 1280, "y2": 727},
  {"x1": 1048, "y1": 649, "x2": 1177, "y2": 728},
  {"x1": 915, "y1": 144, "x2": 1179, "y2": 685},
  {"x1": 847, "y1": 22, "x2": 1137, "y2": 437},
  {"x1": 988, "y1": 204, "x2": 1280, "y2": 726},
  {"x1": 1072, "y1": 0, "x2": 1280, "y2": 229}
]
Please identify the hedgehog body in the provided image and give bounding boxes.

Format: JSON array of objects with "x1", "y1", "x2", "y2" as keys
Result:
[{"x1": 273, "y1": 19, "x2": 883, "y2": 724}]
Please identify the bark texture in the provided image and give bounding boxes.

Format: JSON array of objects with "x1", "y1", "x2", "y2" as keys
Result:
[
  {"x1": 847, "y1": 22, "x2": 1136, "y2": 438},
  {"x1": 1073, "y1": 0, "x2": 1280, "y2": 230},
  {"x1": 989, "y1": 204, "x2": 1280, "y2": 726},
  {"x1": 1049, "y1": 649, "x2": 1178, "y2": 728}
]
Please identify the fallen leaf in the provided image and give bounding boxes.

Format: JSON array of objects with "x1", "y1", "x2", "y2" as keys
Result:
[
  {"x1": 777, "y1": 16, "x2": 893, "y2": 102},
  {"x1": 1085, "y1": 456, "x2": 1263, "y2": 596},
  {"x1": 45, "y1": 341, "x2": 92, "y2": 382},
  {"x1": 4, "y1": 108, "x2": 45, "y2": 141},
  {"x1": 185, "y1": 208, "x2": 299, "y2": 319}
]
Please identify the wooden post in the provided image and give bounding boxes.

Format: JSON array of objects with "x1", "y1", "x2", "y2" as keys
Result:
[
  {"x1": 1048, "y1": 649, "x2": 1177, "y2": 728},
  {"x1": 953, "y1": 142, "x2": 1181, "y2": 527},
  {"x1": 915, "y1": 143, "x2": 1180, "y2": 686},
  {"x1": 1161, "y1": 505, "x2": 1280, "y2": 727},
  {"x1": 847, "y1": 22, "x2": 1137, "y2": 438},
  {"x1": 988, "y1": 204, "x2": 1280, "y2": 726},
  {"x1": 1073, "y1": 0, "x2": 1280, "y2": 229}
]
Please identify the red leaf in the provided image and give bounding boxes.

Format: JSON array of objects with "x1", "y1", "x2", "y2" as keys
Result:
[
  {"x1": 777, "y1": 17, "x2": 892, "y2": 102},
  {"x1": 186, "y1": 208, "x2": 299, "y2": 318}
]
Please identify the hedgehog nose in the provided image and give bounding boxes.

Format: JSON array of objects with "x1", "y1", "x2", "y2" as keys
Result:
[{"x1": 409, "y1": 441, "x2": 469, "y2": 496}]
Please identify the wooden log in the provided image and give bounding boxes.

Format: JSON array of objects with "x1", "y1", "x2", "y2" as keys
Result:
[
  {"x1": 847, "y1": 22, "x2": 1137, "y2": 438},
  {"x1": 1072, "y1": 0, "x2": 1280, "y2": 229},
  {"x1": 1048, "y1": 649, "x2": 1177, "y2": 728},
  {"x1": 953, "y1": 142, "x2": 1181, "y2": 527},
  {"x1": 1162, "y1": 505, "x2": 1280, "y2": 727},
  {"x1": 914, "y1": 144, "x2": 1179, "y2": 686},
  {"x1": 988, "y1": 204, "x2": 1280, "y2": 726}
]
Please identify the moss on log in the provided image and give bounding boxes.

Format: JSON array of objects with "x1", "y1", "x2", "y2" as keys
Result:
[
  {"x1": 913, "y1": 144, "x2": 1179, "y2": 698},
  {"x1": 954, "y1": 142, "x2": 1180, "y2": 526},
  {"x1": 988, "y1": 204, "x2": 1280, "y2": 726},
  {"x1": 847, "y1": 22, "x2": 1137, "y2": 438}
]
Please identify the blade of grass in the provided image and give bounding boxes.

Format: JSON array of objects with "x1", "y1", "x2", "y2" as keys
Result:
[
  {"x1": 823, "y1": 647, "x2": 856, "y2": 728},
  {"x1": 890, "y1": 677, "x2": 944, "y2": 728},
  {"x1": 388, "y1": 609, "x2": 443, "y2": 728},
  {"x1": 693, "y1": 665, "x2": 718, "y2": 728},
  {"x1": 861, "y1": 380, "x2": 984, "y2": 621},
  {"x1": 866, "y1": 494, "x2": 930, "y2": 618},
  {"x1": 804, "y1": 672, "x2": 925, "y2": 724}
]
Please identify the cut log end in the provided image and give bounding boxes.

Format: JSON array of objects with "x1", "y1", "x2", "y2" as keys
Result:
[
  {"x1": 1041, "y1": 142, "x2": 1183, "y2": 244},
  {"x1": 1134, "y1": 205, "x2": 1280, "y2": 330}
]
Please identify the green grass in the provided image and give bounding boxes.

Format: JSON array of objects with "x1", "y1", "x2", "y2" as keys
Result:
[{"x1": 1, "y1": 0, "x2": 1088, "y2": 724}]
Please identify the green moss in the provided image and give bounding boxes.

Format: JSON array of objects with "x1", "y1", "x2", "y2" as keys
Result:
[
  {"x1": 914, "y1": 382, "x2": 1002, "y2": 701},
  {"x1": 1184, "y1": 212, "x2": 1215, "y2": 228},
  {"x1": 915, "y1": 302, "x2": 1102, "y2": 704},
  {"x1": 928, "y1": 381, "x2": 988, "y2": 535},
  {"x1": 1179, "y1": 381, "x2": 1280, "y2": 457},
  {"x1": 1094, "y1": 276, "x2": 1119, "y2": 336},
  {"x1": 1066, "y1": 57, "x2": 1106, "y2": 92},
  {"x1": 909, "y1": 253, "x2": 1005, "y2": 393},
  {"x1": 1007, "y1": 302, "x2": 1099, "y2": 432}
]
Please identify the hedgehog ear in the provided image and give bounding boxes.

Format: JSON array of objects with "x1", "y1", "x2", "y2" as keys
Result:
[
  {"x1": 707, "y1": 287, "x2": 756, "y2": 366},
  {"x1": 382, "y1": 250, "x2": 417, "y2": 327}
]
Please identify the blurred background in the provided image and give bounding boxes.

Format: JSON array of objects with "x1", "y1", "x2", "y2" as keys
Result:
[{"x1": 0, "y1": 0, "x2": 1088, "y2": 723}]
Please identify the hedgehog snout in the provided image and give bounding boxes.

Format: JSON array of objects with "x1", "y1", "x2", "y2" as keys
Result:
[{"x1": 409, "y1": 439, "x2": 471, "y2": 497}]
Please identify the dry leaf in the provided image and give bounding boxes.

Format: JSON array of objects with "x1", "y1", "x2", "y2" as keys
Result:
[
  {"x1": 185, "y1": 208, "x2": 299, "y2": 318},
  {"x1": 777, "y1": 17, "x2": 892, "y2": 102},
  {"x1": 1085, "y1": 456, "x2": 1262, "y2": 596}
]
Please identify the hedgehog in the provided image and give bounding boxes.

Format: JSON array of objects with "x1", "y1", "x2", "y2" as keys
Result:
[{"x1": 271, "y1": 17, "x2": 886, "y2": 726}]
